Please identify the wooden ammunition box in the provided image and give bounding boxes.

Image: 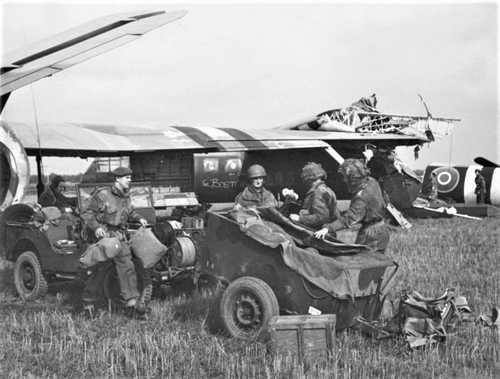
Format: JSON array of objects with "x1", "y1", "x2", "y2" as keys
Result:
[{"x1": 269, "y1": 314, "x2": 336, "y2": 361}]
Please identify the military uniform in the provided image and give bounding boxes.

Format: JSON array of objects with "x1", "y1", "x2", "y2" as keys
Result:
[
  {"x1": 475, "y1": 172, "x2": 486, "y2": 204},
  {"x1": 325, "y1": 176, "x2": 389, "y2": 253},
  {"x1": 39, "y1": 185, "x2": 77, "y2": 208},
  {"x1": 299, "y1": 180, "x2": 339, "y2": 228},
  {"x1": 235, "y1": 186, "x2": 278, "y2": 208},
  {"x1": 429, "y1": 174, "x2": 438, "y2": 200},
  {"x1": 82, "y1": 184, "x2": 143, "y2": 302},
  {"x1": 39, "y1": 174, "x2": 77, "y2": 209},
  {"x1": 367, "y1": 151, "x2": 398, "y2": 180}
]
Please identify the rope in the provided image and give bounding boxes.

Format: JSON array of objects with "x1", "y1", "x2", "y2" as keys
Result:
[
  {"x1": 447, "y1": 132, "x2": 453, "y2": 167},
  {"x1": 29, "y1": 85, "x2": 42, "y2": 158}
]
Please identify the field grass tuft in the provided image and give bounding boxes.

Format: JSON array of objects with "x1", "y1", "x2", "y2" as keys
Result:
[{"x1": 1, "y1": 218, "x2": 499, "y2": 378}]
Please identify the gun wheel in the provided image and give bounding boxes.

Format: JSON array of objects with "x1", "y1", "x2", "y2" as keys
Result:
[{"x1": 219, "y1": 276, "x2": 278, "y2": 340}]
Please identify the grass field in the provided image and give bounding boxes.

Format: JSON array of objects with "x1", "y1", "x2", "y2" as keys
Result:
[{"x1": 0, "y1": 218, "x2": 499, "y2": 378}]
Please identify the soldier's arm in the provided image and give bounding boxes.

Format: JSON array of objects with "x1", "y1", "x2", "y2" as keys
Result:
[
  {"x1": 299, "y1": 191, "x2": 331, "y2": 227},
  {"x1": 127, "y1": 205, "x2": 143, "y2": 223},
  {"x1": 261, "y1": 191, "x2": 278, "y2": 208},
  {"x1": 234, "y1": 191, "x2": 244, "y2": 206},
  {"x1": 81, "y1": 193, "x2": 105, "y2": 231},
  {"x1": 326, "y1": 197, "x2": 367, "y2": 233}
]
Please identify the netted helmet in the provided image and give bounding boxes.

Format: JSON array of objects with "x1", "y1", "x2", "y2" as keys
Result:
[
  {"x1": 301, "y1": 162, "x2": 327, "y2": 182},
  {"x1": 247, "y1": 164, "x2": 267, "y2": 179},
  {"x1": 338, "y1": 159, "x2": 369, "y2": 180}
]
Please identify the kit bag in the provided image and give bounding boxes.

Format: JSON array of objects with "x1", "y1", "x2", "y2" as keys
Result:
[
  {"x1": 80, "y1": 237, "x2": 121, "y2": 268},
  {"x1": 130, "y1": 227, "x2": 167, "y2": 268}
]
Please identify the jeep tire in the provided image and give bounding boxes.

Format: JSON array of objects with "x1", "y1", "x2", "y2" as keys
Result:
[
  {"x1": 14, "y1": 251, "x2": 48, "y2": 300},
  {"x1": 219, "y1": 276, "x2": 279, "y2": 340}
]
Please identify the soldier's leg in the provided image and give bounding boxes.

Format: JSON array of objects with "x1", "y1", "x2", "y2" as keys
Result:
[
  {"x1": 81, "y1": 269, "x2": 100, "y2": 303},
  {"x1": 132, "y1": 256, "x2": 153, "y2": 310},
  {"x1": 112, "y1": 242, "x2": 140, "y2": 302},
  {"x1": 374, "y1": 227, "x2": 390, "y2": 254},
  {"x1": 81, "y1": 262, "x2": 111, "y2": 316}
]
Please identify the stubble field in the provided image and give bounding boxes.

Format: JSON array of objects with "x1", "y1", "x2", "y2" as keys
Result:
[{"x1": 0, "y1": 217, "x2": 499, "y2": 378}]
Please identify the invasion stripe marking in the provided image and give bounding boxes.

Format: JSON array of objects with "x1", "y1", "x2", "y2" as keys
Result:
[
  {"x1": 196, "y1": 126, "x2": 247, "y2": 151},
  {"x1": 490, "y1": 168, "x2": 500, "y2": 205},
  {"x1": 172, "y1": 126, "x2": 224, "y2": 151},
  {"x1": 219, "y1": 128, "x2": 268, "y2": 150}
]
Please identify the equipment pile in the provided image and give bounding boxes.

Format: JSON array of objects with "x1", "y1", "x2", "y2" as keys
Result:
[{"x1": 356, "y1": 288, "x2": 499, "y2": 349}]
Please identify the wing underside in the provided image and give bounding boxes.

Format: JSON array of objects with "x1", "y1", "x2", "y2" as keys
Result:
[
  {"x1": 0, "y1": 10, "x2": 187, "y2": 110},
  {"x1": 2, "y1": 121, "x2": 331, "y2": 157}
]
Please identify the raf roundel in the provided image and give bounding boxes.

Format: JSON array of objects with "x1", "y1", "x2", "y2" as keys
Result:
[{"x1": 433, "y1": 167, "x2": 460, "y2": 193}]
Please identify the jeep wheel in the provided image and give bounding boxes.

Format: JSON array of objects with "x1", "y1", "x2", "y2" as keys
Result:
[
  {"x1": 219, "y1": 276, "x2": 279, "y2": 340},
  {"x1": 14, "y1": 251, "x2": 48, "y2": 300}
]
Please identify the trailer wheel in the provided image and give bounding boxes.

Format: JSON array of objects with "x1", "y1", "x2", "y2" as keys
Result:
[
  {"x1": 13, "y1": 251, "x2": 48, "y2": 300},
  {"x1": 219, "y1": 276, "x2": 279, "y2": 340}
]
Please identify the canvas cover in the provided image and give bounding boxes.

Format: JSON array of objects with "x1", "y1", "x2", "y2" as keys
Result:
[{"x1": 231, "y1": 209, "x2": 397, "y2": 299}]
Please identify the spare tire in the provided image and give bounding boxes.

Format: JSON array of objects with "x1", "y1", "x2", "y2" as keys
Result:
[
  {"x1": 0, "y1": 122, "x2": 29, "y2": 211},
  {"x1": 219, "y1": 276, "x2": 279, "y2": 340}
]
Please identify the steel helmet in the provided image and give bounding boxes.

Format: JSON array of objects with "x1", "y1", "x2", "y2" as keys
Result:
[
  {"x1": 338, "y1": 159, "x2": 369, "y2": 179},
  {"x1": 301, "y1": 162, "x2": 326, "y2": 182},
  {"x1": 247, "y1": 164, "x2": 267, "y2": 179}
]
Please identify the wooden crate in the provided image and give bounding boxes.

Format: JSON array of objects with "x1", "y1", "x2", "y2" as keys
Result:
[{"x1": 268, "y1": 314, "x2": 336, "y2": 361}]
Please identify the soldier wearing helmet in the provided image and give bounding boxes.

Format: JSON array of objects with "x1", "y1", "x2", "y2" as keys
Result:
[
  {"x1": 81, "y1": 166, "x2": 148, "y2": 317},
  {"x1": 234, "y1": 164, "x2": 278, "y2": 209},
  {"x1": 289, "y1": 162, "x2": 339, "y2": 228},
  {"x1": 314, "y1": 159, "x2": 390, "y2": 254}
]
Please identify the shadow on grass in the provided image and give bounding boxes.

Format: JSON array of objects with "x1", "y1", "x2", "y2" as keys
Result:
[
  {"x1": 0, "y1": 266, "x2": 14, "y2": 293},
  {"x1": 172, "y1": 292, "x2": 212, "y2": 322}
]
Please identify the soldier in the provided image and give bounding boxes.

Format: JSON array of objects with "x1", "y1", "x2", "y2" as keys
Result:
[
  {"x1": 475, "y1": 169, "x2": 486, "y2": 204},
  {"x1": 234, "y1": 164, "x2": 278, "y2": 208},
  {"x1": 421, "y1": 171, "x2": 438, "y2": 201},
  {"x1": 39, "y1": 174, "x2": 77, "y2": 209},
  {"x1": 367, "y1": 148, "x2": 398, "y2": 181},
  {"x1": 289, "y1": 162, "x2": 339, "y2": 229},
  {"x1": 314, "y1": 159, "x2": 390, "y2": 254},
  {"x1": 81, "y1": 166, "x2": 148, "y2": 317},
  {"x1": 429, "y1": 171, "x2": 438, "y2": 200}
]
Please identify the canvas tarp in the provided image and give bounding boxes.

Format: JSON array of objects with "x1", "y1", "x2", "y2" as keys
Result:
[{"x1": 231, "y1": 209, "x2": 397, "y2": 299}]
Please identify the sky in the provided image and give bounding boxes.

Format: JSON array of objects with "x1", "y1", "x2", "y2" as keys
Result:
[{"x1": 0, "y1": 1, "x2": 498, "y2": 174}]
